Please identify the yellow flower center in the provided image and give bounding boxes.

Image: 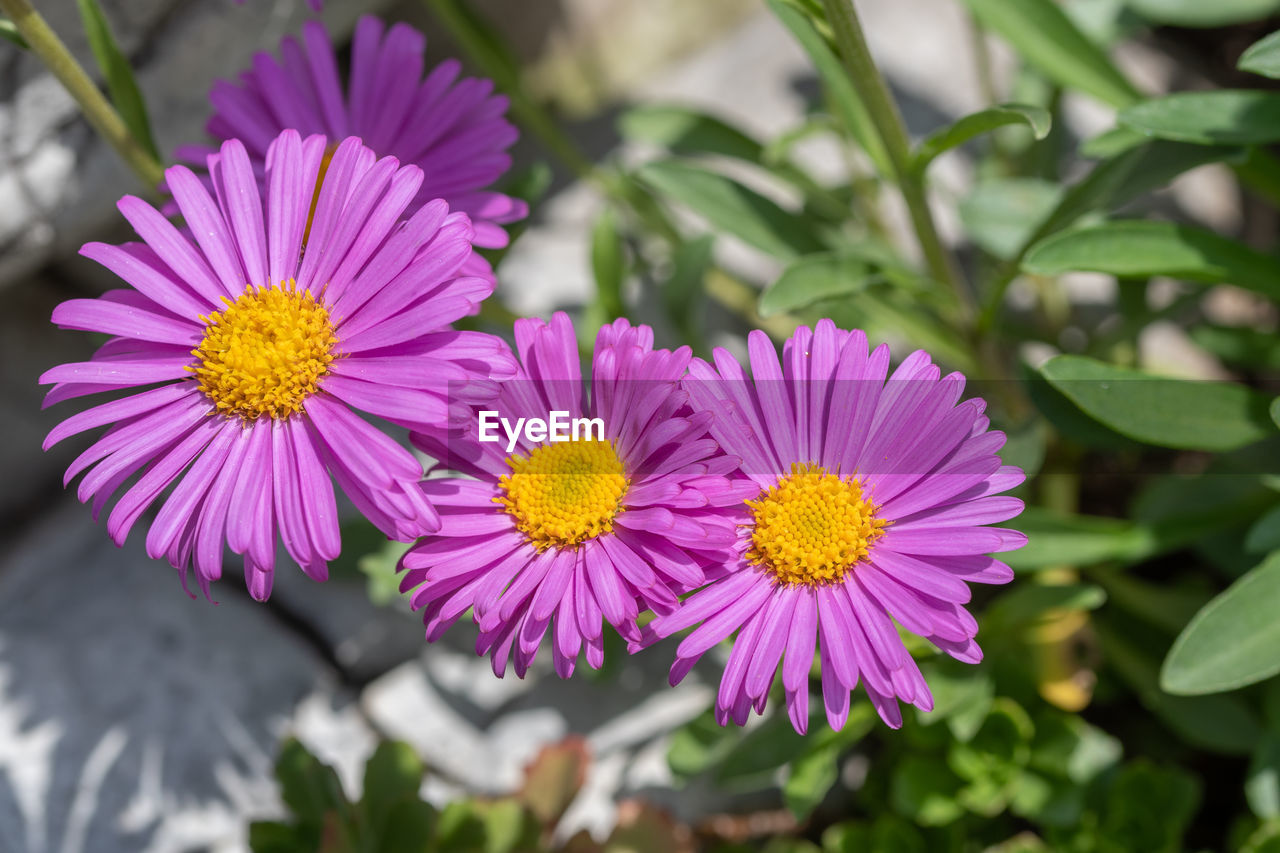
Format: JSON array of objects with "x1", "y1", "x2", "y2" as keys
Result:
[
  {"x1": 497, "y1": 438, "x2": 629, "y2": 550},
  {"x1": 747, "y1": 463, "x2": 887, "y2": 586},
  {"x1": 190, "y1": 282, "x2": 337, "y2": 421}
]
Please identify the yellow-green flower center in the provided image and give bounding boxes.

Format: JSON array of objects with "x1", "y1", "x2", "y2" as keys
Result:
[
  {"x1": 747, "y1": 462, "x2": 886, "y2": 586},
  {"x1": 497, "y1": 438, "x2": 629, "y2": 550},
  {"x1": 190, "y1": 282, "x2": 337, "y2": 421}
]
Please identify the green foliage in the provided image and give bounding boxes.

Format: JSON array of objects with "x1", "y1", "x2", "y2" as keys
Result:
[
  {"x1": 1241, "y1": 31, "x2": 1280, "y2": 79},
  {"x1": 958, "y1": 0, "x2": 1141, "y2": 107},
  {"x1": 74, "y1": 0, "x2": 161, "y2": 161},
  {"x1": 1038, "y1": 355, "x2": 1277, "y2": 452},
  {"x1": 759, "y1": 252, "x2": 876, "y2": 317},
  {"x1": 1121, "y1": 90, "x2": 1280, "y2": 146},
  {"x1": 0, "y1": 17, "x2": 27, "y2": 48},
  {"x1": 1126, "y1": 0, "x2": 1280, "y2": 26},
  {"x1": 910, "y1": 104, "x2": 1051, "y2": 174},
  {"x1": 1162, "y1": 552, "x2": 1280, "y2": 695}
]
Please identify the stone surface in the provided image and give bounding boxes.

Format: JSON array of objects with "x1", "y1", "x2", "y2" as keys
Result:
[{"x1": 0, "y1": 498, "x2": 378, "y2": 853}]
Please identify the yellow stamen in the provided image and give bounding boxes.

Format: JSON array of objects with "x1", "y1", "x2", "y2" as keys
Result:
[
  {"x1": 496, "y1": 438, "x2": 629, "y2": 550},
  {"x1": 189, "y1": 281, "x2": 337, "y2": 421},
  {"x1": 747, "y1": 462, "x2": 887, "y2": 586}
]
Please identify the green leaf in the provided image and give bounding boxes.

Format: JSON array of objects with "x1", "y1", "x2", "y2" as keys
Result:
[
  {"x1": 958, "y1": 0, "x2": 1141, "y2": 108},
  {"x1": 1030, "y1": 713, "x2": 1122, "y2": 784},
  {"x1": 983, "y1": 583, "x2": 1108, "y2": 632},
  {"x1": 1163, "y1": 552, "x2": 1280, "y2": 695},
  {"x1": 1248, "y1": 506, "x2": 1280, "y2": 554},
  {"x1": 959, "y1": 178, "x2": 1063, "y2": 260},
  {"x1": 912, "y1": 104, "x2": 1051, "y2": 173},
  {"x1": 638, "y1": 160, "x2": 824, "y2": 259},
  {"x1": 660, "y1": 235, "x2": 714, "y2": 345},
  {"x1": 590, "y1": 207, "x2": 627, "y2": 321},
  {"x1": 379, "y1": 801, "x2": 436, "y2": 853},
  {"x1": 1001, "y1": 506, "x2": 1157, "y2": 571},
  {"x1": 1039, "y1": 354, "x2": 1277, "y2": 451},
  {"x1": 890, "y1": 755, "x2": 966, "y2": 826},
  {"x1": 1249, "y1": 734, "x2": 1280, "y2": 819},
  {"x1": 248, "y1": 821, "x2": 306, "y2": 853},
  {"x1": 783, "y1": 742, "x2": 841, "y2": 820},
  {"x1": 274, "y1": 738, "x2": 349, "y2": 826},
  {"x1": 918, "y1": 658, "x2": 994, "y2": 742},
  {"x1": 1034, "y1": 142, "x2": 1244, "y2": 241},
  {"x1": 1098, "y1": 760, "x2": 1200, "y2": 853},
  {"x1": 361, "y1": 741, "x2": 424, "y2": 841},
  {"x1": 617, "y1": 104, "x2": 764, "y2": 163},
  {"x1": 1241, "y1": 31, "x2": 1280, "y2": 79},
  {"x1": 1127, "y1": 0, "x2": 1280, "y2": 27},
  {"x1": 1192, "y1": 324, "x2": 1280, "y2": 371},
  {"x1": 74, "y1": 0, "x2": 161, "y2": 162},
  {"x1": 1121, "y1": 90, "x2": 1280, "y2": 146},
  {"x1": 760, "y1": 251, "x2": 875, "y2": 317},
  {"x1": 1025, "y1": 220, "x2": 1280, "y2": 302},
  {"x1": 0, "y1": 18, "x2": 28, "y2": 49},
  {"x1": 667, "y1": 708, "x2": 738, "y2": 777},
  {"x1": 1273, "y1": 397, "x2": 1280, "y2": 429},
  {"x1": 765, "y1": 0, "x2": 894, "y2": 176}
]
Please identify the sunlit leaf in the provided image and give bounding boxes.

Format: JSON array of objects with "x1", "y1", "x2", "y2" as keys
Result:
[
  {"x1": 760, "y1": 251, "x2": 875, "y2": 317},
  {"x1": 1126, "y1": 0, "x2": 1280, "y2": 27},
  {"x1": 75, "y1": 0, "x2": 161, "y2": 161},
  {"x1": 911, "y1": 104, "x2": 1051, "y2": 173},
  {"x1": 958, "y1": 0, "x2": 1141, "y2": 107},
  {"x1": 1121, "y1": 90, "x2": 1280, "y2": 146},
  {"x1": 1039, "y1": 354, "x2": 1276, "y2": 451},
  {"x1": 638, "y1": 160, "x2": 824, "y2": 259},
  {"x1": 1163, "y1": 552, "x2": 1280, "y2": 695}
]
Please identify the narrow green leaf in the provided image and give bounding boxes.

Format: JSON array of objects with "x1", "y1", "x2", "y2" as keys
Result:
[
  {"x1": 912, "y1": 104, "x2": 1051, "y2": 173},
  {"x1": 1273, "y1": 397, "x2": 1280, "y2": 429},
  {"x1": 1247, "y1": 506, "x2": 1280, "y2": 554},
  {"x1": 1163, "y1": 552, "x2": 1280, "y2": 695},
  {"x1": 984, "y1": 583, "x2": 1108, "y2": 631},
  {"x1": 1040, "y1": 354, "x2": 1276, "y2": 451},
  {"x1": 617, "y1": 104, "x2": 764, "y2": 163},
  {"x1": 1248, "y1": 734, "x2": 1280, "y2": 819},
  {"x1": 766, "y1": 0, "x2": 894, "y2": 176},
  {"x1": 1121, "y1": 90, "x2": 1280, "y2": 146},
  {"x1": 638, "y1": 160, "x2": 824, "y2": 259},
  {"x1": 958, "y1": 0, "x2": 1141, "y2": 108},
  {"x1": 760, "y1": 251, "x2": 874, "y2": 317},
  {"x1": 1026, "y1": 220, "x2": 1280, "y2": 302},
  {"x1": 960, "y1": 178, "x2": 1062, "y2": 259},
  {"x1": 274, "y1": 738, "x2": 349, "y2": 825},
  {"x1": 590, "y1": 207, "x2": 626, "y2": 321},
  {"x1": 1241, "y1": 31, "x2": 1280, "y2": 79},
  {"x1": 661, "y1": 235, "x2": 714, "y2": 345},
  {"x1": 362, "y1": 741, "x2": 424, "y2": 841},
  {"x1": 1036, "y1": 141, "x2": 1244, "y2": 239},
  {"x1": 75, "y1": 0, "x2": 160, "y2": 162},
  {"x1": 1080, "y1": 126, "x2": 1148, "y2": 159},
  {"x1": 0, "y1": 18, "x2": 29, "y2": 49},
  {"x1": 1127, "y1": 0, "x2": 1280, "y2": 27}
]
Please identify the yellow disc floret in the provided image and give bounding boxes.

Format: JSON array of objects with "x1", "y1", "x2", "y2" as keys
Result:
[
  {"x1": 497, "y1": 438, "x2": 629, "y2": 550},
  {"x1": 190, "y1": 281, "x2": 337, "y2": 421},
  {"x1": 747, "y1": 462, "x2": 887, "y2": 586}
]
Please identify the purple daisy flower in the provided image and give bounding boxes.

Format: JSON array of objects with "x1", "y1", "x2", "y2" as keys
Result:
[
  {"x1": 41, "y1": 130, "x2": 513, "y2": 600},
  {"x1": 186, "y1": 15, "x2": 525, "y2": 254},
  {"x1": 650, "y1": 321, "x2": 1027, "y2": 733},
  {"x1": 402, "y1": 312, "x2": 750, "y2": 678}
]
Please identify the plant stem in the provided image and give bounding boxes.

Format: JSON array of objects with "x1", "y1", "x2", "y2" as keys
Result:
[
  {"x1": 0, "y1": 0, "x2": 164, "y2": 189},
  {"x1": 818, "y1": 0, "x2": 972, "y2": 319}
]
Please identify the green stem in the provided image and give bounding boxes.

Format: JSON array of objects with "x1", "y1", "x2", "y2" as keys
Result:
[
  {"x1": 818, "y1": 0, "x2": 972, "y2": 318},
  {"x1": 0, "y1": 0, "x2": 164, "y2": 188}
]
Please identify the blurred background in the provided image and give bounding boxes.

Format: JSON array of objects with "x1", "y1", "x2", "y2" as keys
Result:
[{"x1": 2, "y1": 0, "x2": 1278, "y2": 850}]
